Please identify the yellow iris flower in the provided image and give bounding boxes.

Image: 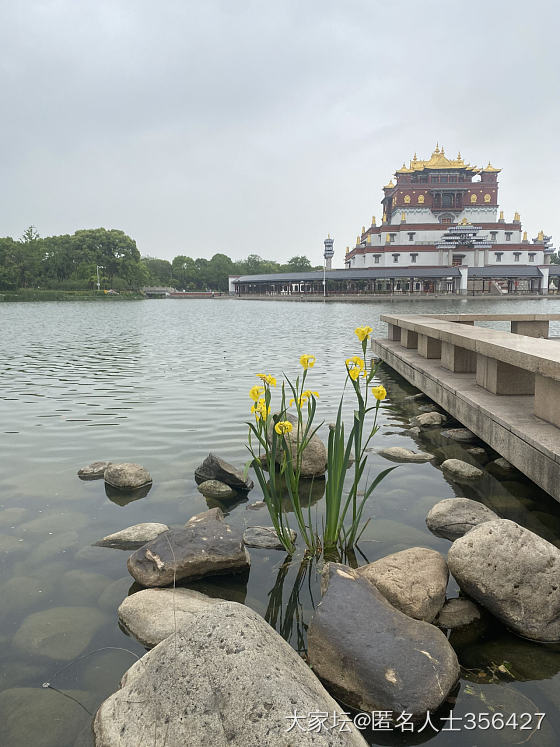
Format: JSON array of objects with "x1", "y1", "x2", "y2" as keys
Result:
[
  {"x1": 346, "y1": 356, "x2": 365, "y2": 381},
  {"x1": 299, "y1": 354, "x2": 316, "y2": 369},
  {"x1": 354, "y1": 325, "x2": 373, "y2": 342},
  {"x1": 251, "y1": 397, "x2": 270, "y2": 420},
  {"x1": 256, "y1": 373, "x2": 277, "y2": 387},
  {"x1": 348, "y1": 367, "x2": 361, "y2": 381},
  {"x1": 371, "y1": 385, "x2": 387, "y2": 401},
  {"x1": 249, "y1": 385, "x2": 265, "y2": 402},
  {"x1": 289, "y1": 390, "x2": 319, "y2": 407},
  {"x1": 274, "y1": 420, "x2": 293, "y2": 435}
]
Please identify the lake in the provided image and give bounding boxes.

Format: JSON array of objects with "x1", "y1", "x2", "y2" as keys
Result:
[{"x1": 2, "y1": 296, "x2": 560, "y2": 746}]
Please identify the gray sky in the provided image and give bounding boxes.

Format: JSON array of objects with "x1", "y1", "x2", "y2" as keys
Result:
[{"x1": 1, "y1": 0, "x2": 557, "y2": 266}]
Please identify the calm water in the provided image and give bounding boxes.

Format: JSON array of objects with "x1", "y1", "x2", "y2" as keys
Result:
[{"x1": 2, "y1": 297, "x2": 560, "y2": 746}]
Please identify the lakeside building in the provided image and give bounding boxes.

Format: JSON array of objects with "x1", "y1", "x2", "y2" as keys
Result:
[{"x1": 229, "y1": 147, "x2": 557, "y2": 296}]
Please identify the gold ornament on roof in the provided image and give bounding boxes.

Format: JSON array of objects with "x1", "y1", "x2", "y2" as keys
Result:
[
  {"x1": 357, "y1": 236, "x2": 360, "y2": 245},
  {"x1": 499, "y1": 210, "x2": 504, "y2": 220},
  {"x1": 401, "y1": 211, "x2": 406, "y2": 221},
  {"x1": 418, "y1": 194, "x2": 425, "y2": 204},
  {"x1": 482, "y1": 162, "x2": 501, "y2": 173},
  {"x1": 537, "y1": 230, "x2": 544, "y2": 241},
  {"x1": 383, "y1": 211, "x2": 387, "y2": 222},
  {"x1": 470, "y1": 194, "x2": 477, "y2": 203},
  {"x1": 459, "y1": 217, "x2": 469, "y2": 225},
  {"x1": 514, "y1": 212, "x2": 520, "y2": 221},
  {"x1": 385, "y1": 233, "x2": 391, "y2": 243},
  {"x1": 384, "y1": 179, "x2": 395, "y2": 189},
  {"x1": 484, "y1": 193, "x2": 491, "y2": 203},
  {"x1": 371, "y1": 215, "x2": 376, "y2": 226},
  {"x1": 404, "y1": 194, "x2": 411, "y2": 204},
  {"x1": 346, "y1": 246, "x2": 349, "y2": 254},
  {"x1": 362, "y1": 226, "x2": 365, "y2": 234},
  {"x1": 523, "y1": 231, "x2": 528, "y2": 241}
]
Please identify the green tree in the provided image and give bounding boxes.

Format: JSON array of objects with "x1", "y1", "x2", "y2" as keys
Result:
[
  {"x1": 172, "y1": 255, "x2": 198, "y2": 289},
  {"x1": 284, "y1": 255, "x2": 312, "y2": 272},
  {"x1": 141, "y1": 256, "x2": 173, "y2": 285}
]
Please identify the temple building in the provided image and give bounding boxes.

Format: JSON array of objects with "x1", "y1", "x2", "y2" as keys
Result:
[{"x1": 345, "y1": 146, "x2": 554, "y2": 269}]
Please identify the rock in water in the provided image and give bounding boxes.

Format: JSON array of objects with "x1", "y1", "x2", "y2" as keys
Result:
[
  {"x1": 447, "y1": 519, "x2": 560, "y2": 641},
  {"x1": 378, "y1": 447, "x2": 433, "y2": 463},
  {"x1": 268, "y1": 413, "x2": 327, "y2": 478},
  {"x1": 441, "y1": 459, "x2": 483, "y2": 481},
  {"x1": 94, "y1": 523, "x2": 170, "y2": 550},
  {"x1": 436, "y1": 598, "x2": 482, "y2": 629},
  {"x1": 194, "y1": 454, "x2": 253, "y2": 491},
  {"x1": 77, "y1": 461, "x2": 111, "y2": 480},
  {"x1": 118, "y1": 588, "x2": 222, "y2": 647},
  {"x1": 487, "y1": 457, "x2": 518, "y2": 477},
  {"x1": 94, "y1": 601, "x2": 368, "y2": 747},
  {"x1": 104, "y1": 463, "x2": 152, "y2": 490},
  {"x1": 13, "y1": 606, "x2": 107, "y2": 660},
  {"x1": 127, "y1": 508, "x2": 250, "y2": 587},
  {"x1": 440, "y1": 428, "x2": 477, "y2": 443},
  {"x1": 308, "y1": 564, "x2": 459, "y2": 720},
  {"x1": 410, "y1": 412, "x2": 446, "y2": 428},
  {"x1": 242, "y1": 526, "x2": 296, "y2": 550},
  {"x1": 426, "y1": 498, "x2": 498, "y2": 541},
  {"x1": 197, "y1": 480, "x2": 236, "y2": 500},
  {"x1": 356, "y1": 547, "x2": 448, "y2": 622}
]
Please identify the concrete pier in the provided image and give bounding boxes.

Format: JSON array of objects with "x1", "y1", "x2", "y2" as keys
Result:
[{"x1": 373, "y1": 313, "x2": 560, "y2": 502}]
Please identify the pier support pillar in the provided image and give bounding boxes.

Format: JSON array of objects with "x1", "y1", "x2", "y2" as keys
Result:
[
  {"x1": 511, "y1": 320, "x2": 549, "y2": 338},
  {"x1": 441, "y1": 342, "x2": 476, "y2": 373},
  {"x1": 388, "y1": 323, "x2": 401, "y2": 342},
  {"x1": 400, "y1": 329, "x2": 418, "y2": 349},
  {"x1": 476, "y1": 354, "x2": 535, "y2": 395},
  {"x1": 535, "y1": 375, "x2": 560, "y2": 427},
  {"x1": 418, "y1": 334, "x2": 442, "y2": 359}
]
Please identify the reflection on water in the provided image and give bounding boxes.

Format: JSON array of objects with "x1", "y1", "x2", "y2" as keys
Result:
[{"x1": 1, "y1": 297, "x2": 560, "y2": 746}]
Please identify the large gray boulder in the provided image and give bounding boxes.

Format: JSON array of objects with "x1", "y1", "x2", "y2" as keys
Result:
[
  {"x1": 426, "y1": 498, "x2": 499, "y2": 541},
  {"x1": 94, "y1": 522, "x2": 169, "y2": 549},
  {"x1": 195, "y1": 454, "x2": 253, "y2": 491},
  {"x1": 447, "y1": 519, "x2": 560, "y2": 641},
  {"x1": 78, "y1": 461, "x2": 111, "y2": 480},
  {"x1": 242, "y1": 525, "x2": 297, "y2": 550},
  {"x1": 118, "y1": 588, "x2": 221, "y2": 647},
  {"x1": 269, "y1": 413, "x2": 327, "y2": 478},
  {"x1": 378, "y1": 447, "x2": 433, "y2": 463},
  {"x1": 104, "y1": 463, "x2": 152, "y2": 490},
  {"x1": 94, "y1": 601, "x2": 368, "y2": 747},
  {"x1": 441, "y1": 458, "x2": 483, "y2": 481},
  {"x1": 127, "y1": 508, "x2": 250, "y2": 587},
  {"x1": 356, "y1": 547, "x2": 448, "y2": 622},
  {"x1": 308, "y1": 564, "x2": 459, "y2": 720}
]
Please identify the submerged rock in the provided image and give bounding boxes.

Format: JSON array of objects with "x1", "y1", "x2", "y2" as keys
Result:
[
  {"x1": 308, "y1": 563, "x2": 459, "y2": 720},
  {"x1": 378, "y1": 446, "x2": 433, "y2": 463},
  {"x1": 440, "y1": 428, "x2": 477, "y2": 443},
  {"x1": 78, "y1": 461, "x2": 112, "y2": 480},
  {"x1": 197, "y1": 480, "x2": 237, "y2": 500},
  {"x1": 488, "y1": 457, "x2": 518, "y2": 477},
  {"x1": 94, "y1": 522, "x2": 169, "y2": 550},
  {"x1": 356, "y1": 547, "x2": 448, "y2": 622},
  {"x1": 448, "y1": 519, "x2": 560, "y2": 641},
  {"x1": 127, "y1": 508, "x2": 250, "y2": 587},
  {"x1": 441, "y1": 458, "x2": 483, "y2": 481},
  {"x1": 465, "y1": 446, "x2": 488, "y2": 461},
  {"x1": 118, "y1": 588, "x2": 221, "y2": 647},
  {"x1": 13, "y1": 606, "x2": 107, "y2": 660},
  {"x1": 94, "y1": 601, "x2": 368, "y2": 746},
  {"x1": 436, "y1": 598, "x2": 482, "y2": 629},
  {"x1": 269, "y1": 413, "x2": 327, "y2": 478},
  {"x1": 426, "y1": 498, "x2": 498, "y2": 541},
  {"x1": 242, "y1": 526, "x2": 296, "y2": 550},
  {"x1": 104, "y1": 463, "x2": 152, "y2": 490},
  {"x1": 195, "y1": 453, "x2": 253, "y2": 491},
  {"x1": 410, "y1": 412, "x2": 446, "y2": 428}
]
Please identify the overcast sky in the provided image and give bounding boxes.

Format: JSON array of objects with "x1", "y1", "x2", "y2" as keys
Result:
[{"x1": 1, "y1": 0, "x2": 557, "y2": 266}]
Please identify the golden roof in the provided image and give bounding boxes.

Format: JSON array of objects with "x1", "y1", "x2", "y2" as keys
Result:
[
  {"x1": 384, "y1": 179, "x2": 395, "y2": 189},
  {"x1": 482, "y1": 162, "x2": 501, "y2": 173},
  {"x1": 396, "y1": 145, "x2": 480, "y2": 174}
]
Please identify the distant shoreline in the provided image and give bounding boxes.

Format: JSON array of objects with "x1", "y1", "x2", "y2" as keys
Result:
[{"x1": 232, "y1": 293, "x2": 559, "y2": 303}]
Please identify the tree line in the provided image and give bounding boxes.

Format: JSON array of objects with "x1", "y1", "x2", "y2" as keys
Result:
[{"x1": 0, "y1": 226, "x2": 321, "y2": 292}]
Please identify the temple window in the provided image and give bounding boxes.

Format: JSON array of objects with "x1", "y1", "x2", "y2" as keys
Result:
[
  {"x1": 449, "y1": 175, "x2": 457, "y2": 183},
  {"x1": 452, "y1": 255, "x2": 464, "y2": 266},
  {"x1": 408, "y1": 232, "x2": 415, "y2": 241},
  {"x1": 442, "y1": 193, "x2": 454, "y2": 208},
  {"x1": 505, "y1": 232, "x2": 512, "y2": 241},
  {"x1": 389, "y1": 234, "x2": 397, "y2": 242},
  {"x1": 431, "y1": 176, "x2": 439, "y2": 183},
  {"x1": 440, "y1": 176, "x2": 448, "y2": 183},
  {"x1": 410, "y1": 253, "x2": 418, "y2": 263},
  {"x1": 374, "y1": 254, "x2": 381, "y2": 264},
  {"x1": 490, "y1": 231, "x2": 497, "y2": 242},
  {"x1": 495, "y1": 252, "x2": 503, "y2": 262},
  {"x1": 529, "y1": 253, "x2": 536, "y2": 262},
  {"x1": 514, "y1": 253, "x2": 521, "y2": 262},
  {"x1": 392, "y1": 254, "x2": 400, "y2": 263}
]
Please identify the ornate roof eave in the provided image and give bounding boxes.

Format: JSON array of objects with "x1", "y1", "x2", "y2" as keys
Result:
[{"x1": 482, "y1": 162, "x2": 501, "y2": 173}]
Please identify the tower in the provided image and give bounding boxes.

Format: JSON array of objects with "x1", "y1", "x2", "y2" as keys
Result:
[{"x1": 324, "y1": 235, "x2": 334, "y2": 270}]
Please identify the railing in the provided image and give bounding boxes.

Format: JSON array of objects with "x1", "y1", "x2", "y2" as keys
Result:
[{"x1": 380, "y1": 313, "x2": 560, "y2": 429}]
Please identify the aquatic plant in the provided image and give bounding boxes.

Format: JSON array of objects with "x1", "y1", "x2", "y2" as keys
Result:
[{"x1": 246, "y1": 325, "x2": 396, "y2": 557}]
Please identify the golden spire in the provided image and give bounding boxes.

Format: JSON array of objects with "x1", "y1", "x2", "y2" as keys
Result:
[
  {"x1": 346, "y1": 246, "x2": 349, "y2": 254},
  {"x1": 483, "y1": 162, "x2": 501, "y2": 173},
  {"x1": 371, "y1": 215, "x2": 376, "y2": 226},
  {"x1": 513, "y1": 212, "x2": 520, "y2": 222},
  {"x1": 537, "y1": 230, "x2": 544, "y2": 241},
  {"x1": 523, "y1": 231, "x2": 528, "y2": 241},
  {"x1": 328, "y1": 233, "x2": 330, "y2": 239},
  {"x1": 401, "y1": 211, "x2": 406, "y2": 221},
  {"x1": 356, "y1": 235, "x2": 360, "y2": 245},
  {"x1": 362, "y1": 226, "x2": 365, "y2": 234},
  {"x1": 499, "y1": 210, "x2": 504, "y2": 221},
  {"x1": 434, "y1": 142, "x2": 440, "y2": 153},
  {"x1": 385, "y1": 233, "x2": 391, "y2": 243},
  {"x1": 441, "y1": 145, "x2": 445, "y2": 155},
  {"x1": 382, "y1": 211, "x2": 387, "y2": 222},
  {"x1": 384, "y1": 179, "x2": 395, "y2": 189}
]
